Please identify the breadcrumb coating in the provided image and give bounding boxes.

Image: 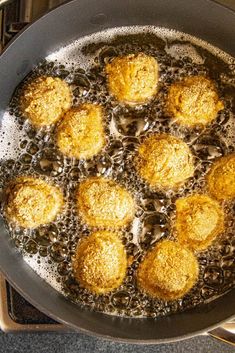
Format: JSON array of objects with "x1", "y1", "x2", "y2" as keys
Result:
[
  {"x1": 135, "y1": 134, "x2": 194, "y2": 189},
  {"x1": 5, "y1": 176, "x2": 64, "y2": 228},
  {"x1": 20, "y1": 76, "x2": 72, "y2": 127},
  {"x1": 73, "y1": 231, "x2": 127, "y2": 294},
  {"x1": 206, "y1": 154, "x2": 235, "y2": 201},
  {"x1": 175, "y1": 194, "x2": 224, "y2": 250},
  {"x1": 166, "y1": 76, "x2": 224, "y2": 127},
  {"x1": 56, "y1": 103, "x2": 106, "y2": 159},
  {"x1": 106, "y1": 53, "x2": 158, "y2": 105},
  {"x1": 137, "y1": 240, "x2": 199, "y2": 300},
  {"x1": 76, "y1": 177, "x2": 135, "y2": 228}
]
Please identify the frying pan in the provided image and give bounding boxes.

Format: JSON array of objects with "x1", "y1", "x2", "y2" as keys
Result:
[{"x1": 0, "y1": 0, "x2": 235, "y2": 344}]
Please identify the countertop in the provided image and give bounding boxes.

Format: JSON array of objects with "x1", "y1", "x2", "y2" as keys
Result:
[{"x1": 0, "y1": 332, "x2": 234, "y2": 353}]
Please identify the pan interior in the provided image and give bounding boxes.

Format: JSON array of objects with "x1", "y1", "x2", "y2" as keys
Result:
[{"x1": 0, "y1": 25, "x2": 235, "y2": 319}]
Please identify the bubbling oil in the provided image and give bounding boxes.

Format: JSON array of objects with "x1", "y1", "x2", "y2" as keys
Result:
[{"x1": 0, "y1": 26, "x2": 235, "y2": 317}]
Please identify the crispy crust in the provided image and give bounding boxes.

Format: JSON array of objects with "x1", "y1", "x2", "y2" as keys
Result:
[
  {"x1": 20, "y1": 76, "x2": 72, "y2": 127},
  {"x1": 106, "y1": 53, "x2": 158, "y2": 105},
  {"x1": 4, "y1": 176, "x2": 64, "y2": 228},
  {"x1": 73, "y1": 231, "x2": 127, "y2": 294},
  {"x1": 137, "y1": 240, "x2": 199, "y2": 300},
  {"x1": 206, "y1": 154, "x2": 235, "y2": 201},
  {"x1": 166, "y1": 76, "x2": 224, "y2": 127},
  {"x1": 76, "y1": 177, "x2": 135, "y2": 228},
  {"x1": 135, "y1": 134, "x2": 194, "y2": 189},
  {"x1": 56, "y1": 103, "x2": 106, "y2": 159},
  {"x1": 175, "y1": 194, "x2": 224, "y2": 250}
]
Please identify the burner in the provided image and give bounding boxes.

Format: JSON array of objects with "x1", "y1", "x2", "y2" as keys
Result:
[{"x1": 0, "y1": 274, "x2": 69, "y2": 332}]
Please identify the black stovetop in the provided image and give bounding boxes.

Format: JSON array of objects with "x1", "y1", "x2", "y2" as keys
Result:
[{"x1": 7, "y1": 282, "x2": 57, "y2": 325}]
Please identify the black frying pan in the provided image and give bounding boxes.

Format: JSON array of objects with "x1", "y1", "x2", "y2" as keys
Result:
[{"x1": 0, "y1": 0, "x2": 235, "y2": 344}]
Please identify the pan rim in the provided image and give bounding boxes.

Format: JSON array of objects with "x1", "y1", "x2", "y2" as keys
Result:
[{"x1": 1, "y1": 263, "x2": 234, "y2": 344}]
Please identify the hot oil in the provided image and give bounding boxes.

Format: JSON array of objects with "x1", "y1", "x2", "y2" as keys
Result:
[{"x1": 0, "y1": 26, "x2": 235, "y2": 317}]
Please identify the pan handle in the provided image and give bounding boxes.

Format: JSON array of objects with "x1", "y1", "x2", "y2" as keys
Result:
[{"x1": 208, "y1": 326, "x2": 235, "y2": 346}]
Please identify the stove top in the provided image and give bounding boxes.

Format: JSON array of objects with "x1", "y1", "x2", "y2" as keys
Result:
[
  {"x1": 0, "y1": 0, "x2": 65, "y2": 51},
  {"x1": 0, "y1": 275, "x2": 69, "y2": 332},
  {"x1": 0, "y1": 0, "x2": 234, "y2": 335}
]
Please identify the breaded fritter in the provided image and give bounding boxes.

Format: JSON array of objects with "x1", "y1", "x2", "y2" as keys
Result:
[
  {"x1": 76, "y1": 177, "x2": 135, "y2": 228},
  {"x1": 206, "y1": 154, "x2": 235, "y2": 201},
  {"x1": 166, "y1": 76, "x2": 224, "y2": 127},
  {"x1": 73, "y1": 231, "x2": 127, "y2": 294},
  {"x1": 137, "y1": 240, "x2": 199, "y2": 300},
  {"x1": 106, "y1": 53, "x2": 159, "y2": 105},
  {"x1": 20, "y1": 76, "x2": 72, "y2": 127},
  {"x1": 175, "y1": 194, "x2": 224, "y2": 250},
  {"x1": 56, "y1": 103, "x2": 106, "y2": 159},
  {"x1": 135, "y1": 134, "x2": 194, "y2": 189},
  {"x1": 5, "y1": 176, "x2": 64, "y2": 228}
]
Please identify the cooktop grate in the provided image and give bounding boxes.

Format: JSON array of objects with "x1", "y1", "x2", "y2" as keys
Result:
[
  {"x1": 7, "y1": 283, "x2": 57, "y2": 325},
  {"x1": 0, "y1": 275, "x2": 67, "y2": 332},
  {"x1": 0, "y1": 0, "x2": 65, "y2": 51}
]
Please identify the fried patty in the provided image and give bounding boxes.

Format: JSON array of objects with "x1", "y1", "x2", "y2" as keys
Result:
[
  {"x1": 20, "y1": 76, "x2": 72, "y2": 127},
  {"x1": 206, "y1": 154, "x2": 235, "y2": 201},
  {"x1": 73, "y1": 231, "x2": 127, "y2": 294},
  {"x1": 166, "y1": 76, "x2": 224, "y2": 127},
  {"x1": 5, "y1": 176, "x2": 64, "y2": 228},
  {"x1": 56, "y1": 103, "x2": 106, "y2": 159},
  {"x1": 76, "y1": 177, "x2": 135, "y2": 228},
  {"x1": 135, "y1": 134, "x2": 194, "y2": 189},
  {"x1": 137, "y1": 240, "x2": 199, "y2": 300},
  {"x1": 106, "y1": 53, "x2": 159, "y2": 105},
  {"x1": 175, "y1": 194, "x2": 224, "y2": 250}
]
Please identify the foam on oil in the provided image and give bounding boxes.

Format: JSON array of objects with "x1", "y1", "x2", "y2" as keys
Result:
[
  {"x1": 47, "y1": 26, "x2": 235, "y2": 65},
  {"x1": 0, "y1": 112, "x2": 27, "y2": 160},
  {"x1": 0, "y1": 26, "x2": 235, "y2": 317}
]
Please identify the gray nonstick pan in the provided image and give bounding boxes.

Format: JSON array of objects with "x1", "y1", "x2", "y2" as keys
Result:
[{"x1": 0, "y1": 0, "x2": 235, "y2": 344}]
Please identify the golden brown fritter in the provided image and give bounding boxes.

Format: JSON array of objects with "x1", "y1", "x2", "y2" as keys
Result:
[
  {"x1": 206, "y1": 154, "x2": 235, "y2": 201},
  {"x1": 175, "y1": 194, "x2": 224, "y2": 251},
  {"x1": 56, "y1": 103, "x2": 106, "y2": 159},
  {"x1": 105, "y1": 53, "x2": 159, "y2": 105},
  {"x1": 5, "y1": 176, "x2": 64, "y2": 228},
  {"x1": 135, "y1": 134, "x2": 194, "y2": 189},
  {"x1": 166, "y1": 76, "x2": 224, "y2": 127},
  {"x1": 73, "y1": 231, "x2": 127, "y2": 294},
  {"x1": 137, "y1": 240, "x2": 199, "y2": 300},
  {"x1": 76, "y1": 177, "x2": 135, "y2": 228},
  {"x1": 20, "y1": 76, "x2": 72, "y2": 127}
]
